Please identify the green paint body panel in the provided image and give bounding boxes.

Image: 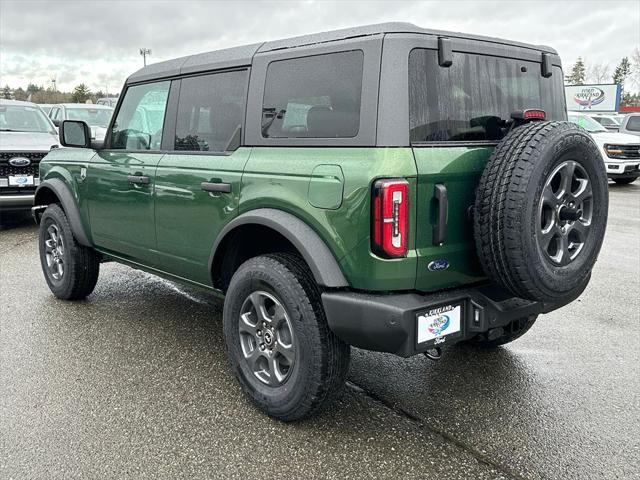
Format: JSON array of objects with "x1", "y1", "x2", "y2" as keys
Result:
[
  {"x1": 40, "y1": 144, "x2": 491, "y2": 294},
  {"x1": 412, "y1": 146, "x2": 493, "y2": 291},
  {"x1": 308, "y1": 164, "x2": 344, "y2": 209},
  {"x1": 39, "y1": 147, "x2": 96, "y2": 243},
  {"x1": 153, "y1": 148, "x2": 251, "y2": 285},
  {"x1": 242, "y1": 148, "x2": 418, "y2": 291},
  {"x1": 87, "y1": 151, "x2": 161, "y2": 266}
]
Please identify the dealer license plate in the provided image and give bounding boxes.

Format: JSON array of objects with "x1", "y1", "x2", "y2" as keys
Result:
[
  {"x1": 417, "y1": 304, "x2": 462, "y2": 345},
  {"x1": 8, "y1": 175, "x2": 34, "y2": 187}
]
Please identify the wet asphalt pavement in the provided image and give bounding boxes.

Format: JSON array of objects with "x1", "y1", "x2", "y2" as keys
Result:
[{"x1": 1, "y1": 183, "x2": 638, "y2": 480}]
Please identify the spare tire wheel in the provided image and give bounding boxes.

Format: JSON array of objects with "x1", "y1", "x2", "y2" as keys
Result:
[{"x1": 474, "y1": 121, "x2": 608, "y2": 303}]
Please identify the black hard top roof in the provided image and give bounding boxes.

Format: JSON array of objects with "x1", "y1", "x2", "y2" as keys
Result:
[{"x1": 126, "y1": 22, "x2": 557, "y2": 84}]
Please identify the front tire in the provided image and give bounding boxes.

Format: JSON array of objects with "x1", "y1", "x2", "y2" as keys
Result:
[
  {"x1": 38, "y1": 204, "x2": 100, "y2": 300},
  {"x1": 223, "y1": 253, "x2": 350, "y2": 421}
]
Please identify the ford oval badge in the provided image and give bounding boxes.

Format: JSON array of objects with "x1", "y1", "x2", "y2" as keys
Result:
[
  {"x1": 428, "y1": 259, "x2": 449, "y2": 272},
  {"x1": 9, "y1": 157, "x2": 31, "y2": 167}
]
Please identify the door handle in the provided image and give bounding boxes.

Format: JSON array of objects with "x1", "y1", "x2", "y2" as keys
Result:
[
  {"x1": 433, "y1": 183, "x2": 448, "y2": 246},
  {"x1": 201, "y1": 182, "x2": 231, "y2": 194},
  {"x1": 127, "y1": 175, "x2": 150, "y2": 185}
]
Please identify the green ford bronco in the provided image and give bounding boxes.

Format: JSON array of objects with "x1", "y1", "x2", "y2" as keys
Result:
[{"x1": 33, "y1": 23, "x2": 608, "y2": 421}]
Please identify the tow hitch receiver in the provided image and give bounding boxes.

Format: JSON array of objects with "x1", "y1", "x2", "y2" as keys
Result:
[{"x1": 424, "y1": 347, "x2": 442, "y2": 361}]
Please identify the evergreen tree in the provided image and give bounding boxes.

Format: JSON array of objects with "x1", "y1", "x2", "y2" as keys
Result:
[
  {"x1": 72, "y1": 84, "x2": 92, "y2": 103},
  {"x1": 2, "y1": 85, "x2": 12, "y2": 100},
  {"x1": 613, "y1": 57, "x2": 631, "y2": 96},
  {"x1": 566, "y1": 57, "x2": 586, "y2": 85}
]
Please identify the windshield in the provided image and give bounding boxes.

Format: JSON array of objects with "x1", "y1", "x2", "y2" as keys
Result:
[
  {"x1": 595, "y1": 116, "x2": 620, "y2": 126},
  {"x1": 0, "y1": 104, "x2": 55, "y2": 133},
  {"x1": 66, "y1": 107, "x2": 113, "y2": 127},
  {"x1": 568, "y1": 114, "x2": 607, "y2": 133}
]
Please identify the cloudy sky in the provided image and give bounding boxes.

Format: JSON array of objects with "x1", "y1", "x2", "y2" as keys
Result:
[{"x1": 1, "y1": 0, "x2": 639, "y2": 94}]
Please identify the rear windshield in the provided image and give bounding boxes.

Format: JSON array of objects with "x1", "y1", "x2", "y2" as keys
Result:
[{"x1": 409, "y1": 49, "x2": 566, "y2": 143}]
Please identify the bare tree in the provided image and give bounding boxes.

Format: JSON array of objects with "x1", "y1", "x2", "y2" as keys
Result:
[
  {"x1": 631, "y1": 46, "x2": 640, "y2": 91},
  {"x1": 587, "y1": 62, "x2": 610, "y2": 84}
]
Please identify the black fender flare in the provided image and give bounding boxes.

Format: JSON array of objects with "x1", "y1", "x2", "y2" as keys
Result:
[
  {"x1": 210, "y1": 208, "x2": 348, "y2": 288},
  {"x1": 34, "y1": 178, "x2": 92, "y2": 247}
]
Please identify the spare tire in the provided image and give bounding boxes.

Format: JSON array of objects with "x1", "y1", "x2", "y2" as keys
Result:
[{"x1": 474, "y1": 121, "x2": 608, "y2": 303}]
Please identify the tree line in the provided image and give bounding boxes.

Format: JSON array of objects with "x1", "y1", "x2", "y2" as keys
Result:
[
  {"x1": 565, "y1": 47, "x2": 640, "y2": 106},
  {"x1": 1, "y1": 83, "x2": 118, "y2": 104}
]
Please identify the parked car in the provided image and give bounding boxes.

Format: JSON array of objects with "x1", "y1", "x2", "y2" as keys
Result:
[
  {"x1": 96, "y1": 97, "x2": 118, "y2": 107},
  {"x1": 49, "y1": 104, "x2": 113, "y2": 141},
  {"x1": 618, "y1": 113, "x2": 640, "y2": 138},
  {"x1": 0, "y1": 99, "x2": 58, "y2": 212},
  {"x1": 33, "y1": 23, "x2": 609, "y2": 420},
  {"x1": 568, "y1": 112, "x2": 639, "y2": 184},
  {"x1": 590, "y1": 114, "x2": 621, "y2": 132},
  {"x1": 614, "y1": 113, "x2": 628, "y2": 125}
]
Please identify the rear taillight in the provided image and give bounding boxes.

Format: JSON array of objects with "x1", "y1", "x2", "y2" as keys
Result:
[
  {"x1": 523, "y1": 109, "x2": 546, "y2": 120},
  {"x1": 372, "y1": 179, "x2": 409, "y2": 258}
]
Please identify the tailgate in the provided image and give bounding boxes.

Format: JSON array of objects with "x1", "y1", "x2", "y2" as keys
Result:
[{"x1": 412, "y1": 146, "x2": 492, "y2": 292}]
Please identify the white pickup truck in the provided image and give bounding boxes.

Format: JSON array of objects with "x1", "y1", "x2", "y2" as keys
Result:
[{"x1": 569, "y1": 112, "x2": 640, "y2": 185}]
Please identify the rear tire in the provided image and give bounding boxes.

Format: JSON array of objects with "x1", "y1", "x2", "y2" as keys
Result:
[
  {"x1": 38, "y1": 204, "x2": 100, "y2": 300},
  {"x1": 612, "y1": 176, "x2": 637, "y2": 185},
  {"x1": 223, "y1": 253, "x2": 350, "y2": 421}
]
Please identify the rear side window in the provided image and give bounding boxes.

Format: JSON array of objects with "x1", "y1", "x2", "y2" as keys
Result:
[
  {"x1": 409, "y1": 49, "x2": 566, "y2": 143},
  {"x1": 626, "y1": 116, "x2": 640, "y2": 132},
  {"x1": 110, "y1": 81, "x2": 170, "y2": 150},
  {"x1": 261, "y1": 50, "x2": 363, "y2": 138},
  {"x1": 174, "y1": 70, "x2": 247, "y2": 152}
]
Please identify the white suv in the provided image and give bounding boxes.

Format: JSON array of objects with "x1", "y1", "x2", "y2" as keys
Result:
[{"x1": 568, "y1": 112, "x2": 640, "y2": 185}]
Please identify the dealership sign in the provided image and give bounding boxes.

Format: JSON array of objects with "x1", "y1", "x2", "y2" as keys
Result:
[{"x1": 565, "y1": 84, "x2": 621, "y2": 112}]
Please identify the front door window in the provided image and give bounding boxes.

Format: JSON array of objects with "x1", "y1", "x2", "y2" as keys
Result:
[{"x1": 110, "y1": 81, "x2": 170, "y2": 150}]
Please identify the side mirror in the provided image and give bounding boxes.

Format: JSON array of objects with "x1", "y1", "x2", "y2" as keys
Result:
[{"x1": 60, "y1": 120, "x2": 92, "y2": 148}]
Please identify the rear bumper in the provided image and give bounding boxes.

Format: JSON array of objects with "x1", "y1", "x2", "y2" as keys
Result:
[
  {"x1": 0, "y1": 193, "x2": 34, "y2": 211},
  {"x1": 322, "y1": 284, "x2": 573, "y2": 357}
]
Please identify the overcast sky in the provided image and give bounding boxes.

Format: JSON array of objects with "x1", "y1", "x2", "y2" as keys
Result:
[{"x1": 1, "y1": 0, "x2": 638, "y2": 94}]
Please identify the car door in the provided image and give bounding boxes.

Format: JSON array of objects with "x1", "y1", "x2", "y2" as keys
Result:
[
  {"x1": 87, "y1": 80, "x2": 171, "y2": 265},
  {"x1": 153, "y1": 70, "x2": 250, "y2": 286}
]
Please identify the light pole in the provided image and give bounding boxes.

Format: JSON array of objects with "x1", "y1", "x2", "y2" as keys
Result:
[{"x1": 140, "y1": 48, "x2": 152, "y2": 67}]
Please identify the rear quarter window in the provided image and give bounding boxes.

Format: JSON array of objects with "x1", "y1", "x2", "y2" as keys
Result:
[
  {"x1": 261, "y1": 50, "x2": 363, "y2": 138},
  {"x1": 409, "y1": 49, "x2": 566, "y2": 143}
]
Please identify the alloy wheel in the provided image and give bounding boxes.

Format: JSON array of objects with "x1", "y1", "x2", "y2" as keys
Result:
[
  {"x1": 44, "y1": 223, "x2": 65, "y2": 280},
  {"x1": 238, "y1": 291, "x2": 295, "y2": 386},
  {"x1": 537, "y1": 160, "x2": 593, "y2": 266}
]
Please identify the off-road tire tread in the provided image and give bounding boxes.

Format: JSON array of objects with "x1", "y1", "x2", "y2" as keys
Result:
[
  {"x1": 474, "y1": 121, "x2": 604, "y2": 301},
  {"x1": 40, "y1": 204, "x2": 100, "y2": 300},
  {"x1": 224, "y1": 253, "x2": 350, "y2": 421}
]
